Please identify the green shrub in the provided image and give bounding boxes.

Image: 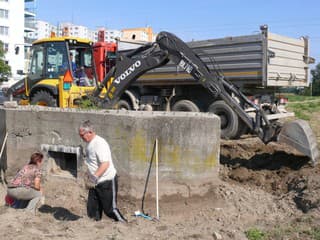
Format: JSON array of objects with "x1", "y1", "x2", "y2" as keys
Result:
[
  {"x1": 245, "y1": 228, "x2": 266, "y2": 240},
  {"x1": 79, "y1": 98, "x2": 99, "y2": 109},
  {"x1": 311, "y1": 227, "x2": 320, "y2": 240}
]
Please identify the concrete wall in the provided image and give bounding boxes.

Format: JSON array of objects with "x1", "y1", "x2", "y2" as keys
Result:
[{"x1": 0, "y1": 106, "x2": 221, "y2": 198}]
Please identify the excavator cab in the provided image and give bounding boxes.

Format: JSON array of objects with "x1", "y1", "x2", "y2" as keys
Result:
[{"x1": 21, "y1": 37, "x2": 98, "y2": 107}]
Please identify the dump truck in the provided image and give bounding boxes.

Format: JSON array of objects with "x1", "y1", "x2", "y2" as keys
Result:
[
  {"x1": 93, "y1": 25, "x2": 314, "y2": 139},
  {"x1": 91, "y1": 30, "x2": 319, "y2": 164}
]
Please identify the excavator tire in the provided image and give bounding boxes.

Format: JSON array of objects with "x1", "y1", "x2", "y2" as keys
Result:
[
  {"x1": 30, "y1": 90, "x2": 57, "y2": 107},
  {"x1": 207, "y1": 100, "x2": 239, "y2": 139},
  {"x1": 235, "y1": 119, "x2": 249, "y2": 138},
  {"x1": 172, "y1": 100, "x2": 200, "y2": 112},
  {"x1": 116, "y1": 99, "x2": 132, "y2": 110}
]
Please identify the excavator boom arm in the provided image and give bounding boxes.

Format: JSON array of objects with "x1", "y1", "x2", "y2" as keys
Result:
[{"x1": 96, "y1": 31, "x2": 275, "y2": 142}]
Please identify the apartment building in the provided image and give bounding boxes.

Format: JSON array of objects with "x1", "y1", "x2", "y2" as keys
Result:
[
  {"x1": 30, "y1": 21, "x2": 154, "y2": 45},
  {"x1": 27, "y1": 20, "x2": 57, "y2": 39},
  {"x1": 121, "y1": 27, "x2": 155, "y2": 42},
  {"x1": 94, "y1": 28, "x2": 121, "y2": 43},
  {"x1": 0, "y1": 0, "x2": 36, "y2": 81},
  {"x1": 58, "y1": 24, "x2": 122, "y2": 43},
  {"x1": 59, "y1": 22, "x2": 90, "y2": 38}
]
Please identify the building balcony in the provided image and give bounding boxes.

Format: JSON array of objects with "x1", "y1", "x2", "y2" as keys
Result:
[
  {"x1": 25, "y1": 20, "x2": 36, "y2": 32},
  {"x1": 25, "y1": 0, "x2": 36, "y2": 17},
  {"x1": 24, "y1": 36, "x2": 35, "y2": 45},
  {"x1": 25, "y1": 8, "x2": 36, "y2": 17}
]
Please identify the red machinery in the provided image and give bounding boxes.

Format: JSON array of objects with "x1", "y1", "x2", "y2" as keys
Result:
[{"x1": 93, "y1": 31, "x2": 117, "y2": 82}]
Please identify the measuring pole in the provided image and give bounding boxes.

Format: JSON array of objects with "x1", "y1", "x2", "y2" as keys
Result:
[
  {"x1": 155, "y1": 138, "x2": 159, "y2": 219},
  {"x1": 0, "y1": 132, "x2": 8, "y2": 160}
]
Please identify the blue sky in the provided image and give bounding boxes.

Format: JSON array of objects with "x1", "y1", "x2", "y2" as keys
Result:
[{"x1": 37, "y1": 0, "x2": 320, "y2": 65}]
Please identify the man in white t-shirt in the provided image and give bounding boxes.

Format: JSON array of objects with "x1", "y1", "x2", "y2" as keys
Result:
[{"x1": 79, "y1": 120, "x2": 126, "y2": 222}]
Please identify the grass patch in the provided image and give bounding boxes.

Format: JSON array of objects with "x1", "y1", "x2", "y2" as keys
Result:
[
  {"x1": 284, "y1": 95, "x2": 320, "y2": 120},
  {"x1": 266, "y1": 225, "x2": 296, "y2": 240},
  {"x1": 286, "y1": 94, "x2": 319, "y2": 102},
  {"x1": 312, "y1": 227, "x2": 320, "y2": 240},
  {"x1": 247, "y1": 217, "x2": 320, "y2": 240},
  {"x1": 245, "y1": 228, "x2": 267, "y2": 240},
  {"x1": 304, "y1": 227, "x2": 320, "y2": 240},
  {"x1": 266, "y1": 226, "x2": 320, "y2": 240}
]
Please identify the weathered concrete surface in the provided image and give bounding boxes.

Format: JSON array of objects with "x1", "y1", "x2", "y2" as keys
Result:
[{"x1": 0, "y1": 106, "x2": 221, "y2": 198}]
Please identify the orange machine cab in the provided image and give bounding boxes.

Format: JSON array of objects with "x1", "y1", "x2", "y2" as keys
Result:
[{"x1": 93, "y1": 42, "x2": 117, "y2": 82}]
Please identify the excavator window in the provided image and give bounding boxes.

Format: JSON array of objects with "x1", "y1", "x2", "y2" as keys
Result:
[
  {"x1": 27, "y1": 41, "x2": 69, "y2": 91},
  {"x1": 29, "y1": 45, "x2": 44, "y2": 79},
  {"x1": 44, "y1": 42, "x2": 69, "y2": 79},
  {"x1": 71, "y1": 47, "x2": 96, "y2": 87}
]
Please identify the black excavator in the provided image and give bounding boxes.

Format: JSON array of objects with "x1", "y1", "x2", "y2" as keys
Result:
[{"x1": 93, "y1": 31, "x2": 319, "y2": 164}]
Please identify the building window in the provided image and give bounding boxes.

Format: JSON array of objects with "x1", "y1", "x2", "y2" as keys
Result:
[
  {"x1": 3, "y1": 43, "x2": 8, "y2": 52},
  {"x1": 0, "y1": 26, "x2": 9, "y2": 36},
  {"x1": 0, "y1": 9, "x2": 8, "y2": 19}
]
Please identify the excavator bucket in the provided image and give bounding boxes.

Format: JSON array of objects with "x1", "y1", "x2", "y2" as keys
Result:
[{"x1": 278, "y1": 119, "x2": 319, "y2": 165}]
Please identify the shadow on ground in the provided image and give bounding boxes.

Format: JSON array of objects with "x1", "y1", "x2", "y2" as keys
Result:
[
  {"x1": 220, "y1": 151, "x2": 310, "y2": 170},
  {"x1": 38, "y1": 204, "x2": 81, "y2": 221}
]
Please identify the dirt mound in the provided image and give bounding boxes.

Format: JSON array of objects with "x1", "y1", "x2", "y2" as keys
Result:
[{"x1": 220, "y1": 136, "x2": 320, "y2": 214}]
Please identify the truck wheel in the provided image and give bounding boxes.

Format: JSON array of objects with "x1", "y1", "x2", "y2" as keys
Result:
[
  {"x1": 207, "y1": 100, "x2": 239, "y2": 139},
  {"x1": 172, "y1": 100, "x2": 200, "y2": 112},
  {"x1": 116, "y1": 99, "x2": 132, "y2": 110},
  {"x1": 30, "y1": 90, "x2": 57, "y2": 107},
  {"x1": 235, "y1": 120, "x2": 249, "y2": 138}
]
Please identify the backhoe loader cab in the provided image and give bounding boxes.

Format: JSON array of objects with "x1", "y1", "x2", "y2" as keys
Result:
[{"x1": 25, "y1": 37, "x2": 98, "y2": 107}]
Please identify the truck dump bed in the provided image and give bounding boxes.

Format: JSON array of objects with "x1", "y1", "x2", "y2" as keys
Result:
[{"x1": 134, "y1": 26, "x2": 313, "y2": 88}]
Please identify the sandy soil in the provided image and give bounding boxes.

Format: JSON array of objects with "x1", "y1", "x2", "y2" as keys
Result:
[{"x1": 1, "y1": 113, "x2": 320, "y2": 240}]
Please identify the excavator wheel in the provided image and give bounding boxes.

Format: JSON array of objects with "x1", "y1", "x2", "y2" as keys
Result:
[
  {"x1": 172, "y1": 100, "x2": 200, "y2": 112},
  {"x1": 115, "y1": 99, "x2": 132, "y2": 110},
  {"x1": 30, "y1": 90, "x2": 57, "y2": 107},
  {"x1": 235, "y1": 119, "x2": 249, "y2": 138},
  {"x1": 207, "y1": 100, "x2": 240, "y2": 139}
]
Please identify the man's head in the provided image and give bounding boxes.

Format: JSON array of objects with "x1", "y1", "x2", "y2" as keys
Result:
[{"x1": 79, "y1": 120, "x2": 96, "y2": 142}]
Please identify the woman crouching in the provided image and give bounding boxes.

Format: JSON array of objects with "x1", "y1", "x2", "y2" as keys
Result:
[{"x1": 7, "y1": 151, "x2": 44, "y2": 212}]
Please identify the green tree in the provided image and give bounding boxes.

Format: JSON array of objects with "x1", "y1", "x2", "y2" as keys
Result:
[
  {"x1": 311, "y1": 62, "x2": 320, "y2": 96},
  {"x1": 0, "y1": 40, "x2": 11, "y2": 82}
]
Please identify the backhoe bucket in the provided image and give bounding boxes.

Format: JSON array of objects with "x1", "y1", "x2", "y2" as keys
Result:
[{"x1": 278, "y1": 119, "x2": 319, "y2": 165}]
